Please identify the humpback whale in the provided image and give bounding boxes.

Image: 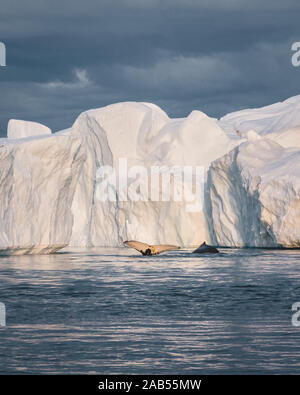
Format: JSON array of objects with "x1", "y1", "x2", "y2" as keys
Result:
[
  {"x1": 192, "y1": 241, "x2": 219, "y2": 254},
  {"x1": 124, "y1": 240, "x2": 180, "y2": 255}
]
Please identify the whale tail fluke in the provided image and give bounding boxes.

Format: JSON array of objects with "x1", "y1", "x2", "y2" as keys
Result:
[{"x1": 124, "y1": 240, "x2": 180, "y2": 255}]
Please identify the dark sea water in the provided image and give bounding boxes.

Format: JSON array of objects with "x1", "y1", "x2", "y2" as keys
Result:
[{"x1": 0, "y1": 247, "x2": 300, "y2": 374}]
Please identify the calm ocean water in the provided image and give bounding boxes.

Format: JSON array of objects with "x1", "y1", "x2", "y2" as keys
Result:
[{"x1": 0, "y1": 247, "x2": 300, "y2": 374}]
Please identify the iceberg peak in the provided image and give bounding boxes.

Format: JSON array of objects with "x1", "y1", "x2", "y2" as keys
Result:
[{"x1": 7, "y1": 119, "x2": 52, "y2": 140}]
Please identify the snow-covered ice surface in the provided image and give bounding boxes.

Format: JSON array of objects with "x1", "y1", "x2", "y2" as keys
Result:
[
  {"x1": 0, "y1": 95, "x2": 299, "y2": 254},
  {"x1": 218, "y1": 96, "x2": 300, "y2": 148}
]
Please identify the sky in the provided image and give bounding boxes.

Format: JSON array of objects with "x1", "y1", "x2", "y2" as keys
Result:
[{"x1": 0, "y1": 0, "x2": 299, "y2": 136}]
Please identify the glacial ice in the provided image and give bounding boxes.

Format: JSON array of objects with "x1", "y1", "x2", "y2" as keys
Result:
[
  {"x1": 0, "y1": 95, "x2": 299, "y2": 254},
  {"x1": 0, "y1": 131, "x2": 85, "y2": 254},
  {"x1": 218, "y1": 96, "x2": 300, "y2": 148},
  {"x1": 69, "y1": 102, "x2": 239, "y2": 248},
  {"x1": 207, "y1": 137, "x2": 300, "y2": 247}
]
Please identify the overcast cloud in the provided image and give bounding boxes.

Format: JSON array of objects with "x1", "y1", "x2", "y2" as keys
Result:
[{"x1": 0, "y1": 0, "x2": 299, "y2": 135}]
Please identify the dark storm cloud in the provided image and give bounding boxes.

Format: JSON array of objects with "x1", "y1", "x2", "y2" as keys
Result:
[{"x1": 0, "y1": 0, "x2": 299, "y2": 135}]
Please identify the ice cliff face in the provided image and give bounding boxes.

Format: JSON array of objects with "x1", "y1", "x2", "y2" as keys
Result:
[
  {"x1": 207, "y1": 135, "x2": 300, "y2": 247},
  {"x1": 210, "y1": 97, "x2": 300, "y2": 247},
  {"x1": 0, "y1": 95, "x2": 299, "y2": 253},
  {"x1": 0, "y1": 133, "x2": 85, "y2": 254}
]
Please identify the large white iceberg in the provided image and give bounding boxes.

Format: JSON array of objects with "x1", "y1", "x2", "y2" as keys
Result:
[{"x1": 0, "y1": 95, "x2": 299, "y2": 254}]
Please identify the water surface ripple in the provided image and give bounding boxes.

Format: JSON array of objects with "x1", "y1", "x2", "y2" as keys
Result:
[{"x1": 0, "y1": 248, "x2": 300, "y2": 374}]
